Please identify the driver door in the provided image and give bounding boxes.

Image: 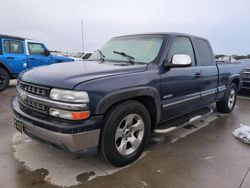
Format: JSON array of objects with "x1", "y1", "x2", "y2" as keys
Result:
[
  {"x1": 160, "y1": 36, "x2": 202, "y2": 120},
  {"x1": 27, "y1": 42, "x2": 52, "y2": 68}
]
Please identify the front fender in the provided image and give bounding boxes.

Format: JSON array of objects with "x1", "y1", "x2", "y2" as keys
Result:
[
  {"x1": 95, "y1": 86, "x2": 161, "y2": 124},
  {"x1": 227, "y1": 74, "x2": 241, "y2": 89}
]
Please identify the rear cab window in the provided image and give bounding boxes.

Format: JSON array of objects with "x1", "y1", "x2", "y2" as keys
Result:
[
  {"x1": 3, "y1": 40, "x2": 24, "y2": 54},
  {"x1": 194, "y1": 39, "x2": 214, "y2": 66}
]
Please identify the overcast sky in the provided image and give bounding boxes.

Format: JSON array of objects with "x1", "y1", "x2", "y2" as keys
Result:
[{"x1": 0, "y1": 0, "x2": 249, "y2": 55}]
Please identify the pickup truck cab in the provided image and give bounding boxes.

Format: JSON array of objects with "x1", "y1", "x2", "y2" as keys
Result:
[
  {"x1": 0, "y1": 35, "x2": 74, "y2": 91},
  {"x1": 11, "y1": 33, "x2": 243, "y2": 167}
]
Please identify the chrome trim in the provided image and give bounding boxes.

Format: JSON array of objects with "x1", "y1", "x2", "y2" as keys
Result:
[
  {"x1": 163, "y1": 94, "x2": 173, "y2": 99},
  {"x1": 201, "y1": 88, "x2": 217, "y2": 97},
  {"x1": 242, "y1": 86, "x2": 250, "y2": 89},
  {"x1": 13, "y1": 115, "x2": 100, "y2": 153},
  {"x1": 154, "y1": 108, "x2": 213, "y2": 134},
  {"x1": 162, "y1": 87, "x2": 225, "y2": 109},
  {"x1": 17, "y1": 86, "x2": 88, "y2": 111},
  {"x1": 218, "y1": 85, "x2": 227, "y2": 92},
  {"x1": 19, "y1": 99, "x2": 47, "y2": 114},
  {"x1": 190, "y1": 115, "x2": 202, "y2": 122},
  {"x1": 18, "y1": 80, "x2": 50, "y2": 90},
  {"x1": 162, "y1": 93, "x2": 200, "y2": 109},
  {"x1": 18, "y1": 80, "x2": 50, "y2": 97},
  {"x1": 154, "y1": 127, "x2": 176, "y2": 134}
]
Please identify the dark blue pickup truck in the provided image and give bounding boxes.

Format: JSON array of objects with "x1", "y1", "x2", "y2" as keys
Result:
[
  {"x1": 0, "y1": 35, "x2": 73, "y2": 91},
  {"x1": 11, "y1": 33, "x2": 243, "y2": 166}
]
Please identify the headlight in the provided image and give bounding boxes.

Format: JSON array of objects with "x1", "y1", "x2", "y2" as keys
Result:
[
  {"x1": 49, "y1": 108, "x2": 90, "y2": 120},
  {"x1": 50, "y1": 89, "x2": 89, "y2": 103}
]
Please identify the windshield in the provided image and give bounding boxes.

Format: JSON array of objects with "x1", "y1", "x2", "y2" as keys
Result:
[{"x1": 88, "y1": 35, "x2": 164, "y2": 64}]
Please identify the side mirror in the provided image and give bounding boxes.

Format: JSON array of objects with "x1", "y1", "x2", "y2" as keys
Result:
[
  {"x1": 166, "y1": 54, "x2": 192, "y2": 67},
  {"x1": 43, "y1": 50, "x2": 50, "y2": 56}
]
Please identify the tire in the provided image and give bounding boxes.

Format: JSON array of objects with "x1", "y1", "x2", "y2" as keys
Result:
[
  {"x1": 0, "y1": 68, "x2": 10, "y2": 92},
  {"x1": 100, "y1": 100, "x2": 151, "y2": 167},
  {"x1": 216, "y1": 83, "x2": 237, "y2": 113}
]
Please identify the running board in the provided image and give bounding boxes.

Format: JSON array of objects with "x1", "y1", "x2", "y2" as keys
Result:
[{"x1": 154, "y1": 107, "x2": 213, "y2": 134}]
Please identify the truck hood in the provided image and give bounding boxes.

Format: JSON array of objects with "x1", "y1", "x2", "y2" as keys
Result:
[{"x1": 19, "y1": 61, "x2": 148, "y2": 89}]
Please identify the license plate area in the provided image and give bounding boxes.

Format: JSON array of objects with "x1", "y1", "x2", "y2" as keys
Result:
[{"x1": 14, "y1": 116, "x2": 24, "y2": 133}]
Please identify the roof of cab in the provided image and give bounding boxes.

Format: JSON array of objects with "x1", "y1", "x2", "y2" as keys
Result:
[
  {"x1": 113, "y1": 32, "x2": 207, "y2": 41},
  {"x1": 0, "y1": 34, "x2": 26, "y2": 41}
]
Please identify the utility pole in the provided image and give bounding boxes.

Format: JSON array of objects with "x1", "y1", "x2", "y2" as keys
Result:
[{"x1": 81, "y1": 19, "x2": 84, "y2": 52}]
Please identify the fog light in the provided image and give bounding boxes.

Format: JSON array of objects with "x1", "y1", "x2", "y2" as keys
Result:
[{"x1": 49, "y1": 108, "x2": 90, "y2": 120}]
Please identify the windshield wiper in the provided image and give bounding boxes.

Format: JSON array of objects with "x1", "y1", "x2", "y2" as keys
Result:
[
  {"x1": 113, "y1": 51, "x2": 135, "y2": 64},
  {"x1": 97, "y1": 49, "x2": 105, "y2": 63}
]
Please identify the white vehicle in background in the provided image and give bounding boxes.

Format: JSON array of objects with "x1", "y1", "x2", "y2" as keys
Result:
[{"x1": 72, "y1": 51, "x2": 92, "y2": 61}]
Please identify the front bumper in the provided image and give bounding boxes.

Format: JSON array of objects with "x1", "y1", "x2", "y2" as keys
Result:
[{"x1": 11, "y1": 96, "x2": 102, "y2": 153}]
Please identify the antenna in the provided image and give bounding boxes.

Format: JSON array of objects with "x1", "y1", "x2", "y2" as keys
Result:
[{"x1": 81, "y1": 19, "x2": 84, "y2": 52}]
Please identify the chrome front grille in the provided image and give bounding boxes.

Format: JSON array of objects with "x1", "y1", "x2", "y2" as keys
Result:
[
  {"x1": 17, "y1": 81, "x2": 49, "y2": 113},
  {"x1": 22, "y1": 98, "x2": 47, "y2": 111},
  {"x1": 17, "y1": 81, "x2": 87, "y2": 115},
  {"x1": 19, "y1": 81, "x2": 50, "y2": 97}
]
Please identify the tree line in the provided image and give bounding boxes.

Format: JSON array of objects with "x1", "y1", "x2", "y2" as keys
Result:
[{"x1": 215, "y1": 54, "x2": 250, "y2": 60}]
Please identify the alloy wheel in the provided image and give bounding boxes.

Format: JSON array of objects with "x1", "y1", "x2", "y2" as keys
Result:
[
  {"x1": 228, "y1": 88, "x2": 236, "y2": 109},
  {"x1": 115, "y1": 114, "x2": 145, "y2": 155}
]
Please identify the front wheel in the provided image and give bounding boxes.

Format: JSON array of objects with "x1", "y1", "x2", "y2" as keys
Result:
[
  {"x1": 100, "y1": 100, "x2": 151, "y2": 167},
  {"x1": 216, "y1": 83, "x2": 237, "y2": 113}
]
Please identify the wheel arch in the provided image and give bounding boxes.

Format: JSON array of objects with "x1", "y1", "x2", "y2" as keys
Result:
[
  {"x1": 0, "y1": 61, "x2": 12, "y2": 75},
  {"x1": 95, "y1": 87, "x2": 161, "y2": 128},
  {"x1": 231, "y1": 78, "x2": 240, "y2": 90}
]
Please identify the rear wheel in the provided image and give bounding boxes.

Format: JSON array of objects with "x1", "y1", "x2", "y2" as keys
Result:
[
  {"x1": 100, "y1": 100, "x2": 151, "y2": 167},
  {"x1": 216, "y1": 83, "x2": 237, "y2": 113},
  {"x1": 0, "y1": 68, "x2": 10, "y2": 92}
]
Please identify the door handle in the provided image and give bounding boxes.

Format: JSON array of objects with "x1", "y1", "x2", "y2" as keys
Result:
[
  {"x1": 195, "y1": 73, "x2": 201, "y2": 78},
  {"x1": 7, "y1": 57, "x2": 14, "y2": 60},
  {"x1": 29, "y1": 58, "x2": 36, "y2": 61}
]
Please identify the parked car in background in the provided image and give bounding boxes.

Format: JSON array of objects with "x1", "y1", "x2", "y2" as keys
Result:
[
  {"x1": 12, "y1": 32, "x2": 243, "y2": 167},
  {"x1": 237, "y1": 59, "x2": 250, "y2": 90},
  {"x1": 0, "y1": 35, "x2": 74, "y2": 91},
  {"x1": 72, "y1": 51, "x2": 92, "y2": 61}
]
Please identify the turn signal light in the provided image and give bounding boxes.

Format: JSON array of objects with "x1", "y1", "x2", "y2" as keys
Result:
[
  {"x1": 71, "y1": 111, "x2": 90, "y2": 120},
  {"x1": 49, "y1": 108, "x2": 90, "y2": 120}
]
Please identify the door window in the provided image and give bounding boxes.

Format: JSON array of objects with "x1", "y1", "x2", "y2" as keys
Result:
[
  {"x1": 194, "y1": 39, "x2": 213, "y2": 66},
  {"x1": 167, "y1": 37, "x2": 196, "y2": 65},
  {"x1": 4, "y1": 40, "x2": 23, "y2": 54},
  {"x1": 28, "y1": 43, "x2": 46, "y2": 55}
]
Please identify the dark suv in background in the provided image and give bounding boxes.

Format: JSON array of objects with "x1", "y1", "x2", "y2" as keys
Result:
[{"x1": 238, "y1": 59, "x2": 250, "y2": 90}]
